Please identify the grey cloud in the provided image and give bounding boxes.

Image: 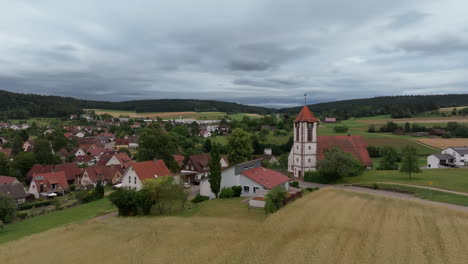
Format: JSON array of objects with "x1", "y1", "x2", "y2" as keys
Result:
[{"x1": 385, "y1": 11, "x2": 429, "y2": 30}]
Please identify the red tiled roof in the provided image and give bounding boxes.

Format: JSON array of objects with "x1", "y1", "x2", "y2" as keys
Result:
[
  {"x1": 132, "y1": 160, "x2": 171, "y2": 181},
  {"x1": 294, "y1": 106, "x2": 319, "y2": 123},
  {"x1": 27, "y1": 164, "x2": 54, "y2": 179},
  {"x1": 0, "y1": 176, "x2": 17, "y2": 185},
  {"x1": 0, "y1": 148, "x2": 12, "y2": 158},
  {"x1": 241, "y1": 167, "x2": 290, "y2": 189},
  {"x1": 187, "y1": 154, "x2": 210, "y2": 173},
  {"x1": 32, "y1": 171, "x2": 69, "y2": 191},
  {"x1": 317, "y1": 135, "x2": 372, "y2": 166},
  {"x1": 173, "y1": 154, "x2": 185, "y2": 167},
  {"x1": 54, "y1": 163, "x2": 83, "y2": 181},
  {"x1": 84, "y1": 166, "x2": 120, "y2": 183},
  {"x1": 115, "y1": 152, "x2": 133, "y2": 168},
  {"x1": 88, "y1": 148, "x2": 105, "y2": 156}
]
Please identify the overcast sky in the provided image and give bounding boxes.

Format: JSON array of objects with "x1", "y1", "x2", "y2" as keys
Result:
[{"x1": 0, "y1": 0, "x2": 467, "y2": 108}]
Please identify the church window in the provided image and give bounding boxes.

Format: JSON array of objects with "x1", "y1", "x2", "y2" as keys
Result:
[
  {"x1": 308, "y1": 159, "x2": 311, "y2": 163},
  {"x1": 295, "y1": 123, "x2": 300, "y2": 141},
  {"x1": 308, "y1": 146, "x2": 311, "y2": 150},
  {"x1": 307, "y1": 123, "x2": 313, "y2": 142}
]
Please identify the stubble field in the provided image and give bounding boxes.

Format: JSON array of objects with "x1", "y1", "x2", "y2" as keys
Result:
[
  {"x1": 415, "y1": 138, "x2": 468, "y2": 150},
  {"x1": 1, "y1": 189, "x2": 467, "y2": 264}
]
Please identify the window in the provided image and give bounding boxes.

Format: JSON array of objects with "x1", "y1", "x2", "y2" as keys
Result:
[
  {"x1": 253, "y1": 187, "x2": 259, "y2": 193},
  {"x1": 307, "y1": 123, "x2": 313, "y2": 142},
  {"x1": 295, "y1": 123, "x2": 300, "y2": 141},
  {"x1": 308, "y1": 159, "x2": 311, "y2": 163},
  {"x1": 308, "y1": 146, "x2": 311, "y2": 150},
  {"x1": 243, "y1": 186, "x2": 250, "y2": 192},
  {"x1": 134, "y1": 177, "x2": 137, "y2": 184},
  {"x1": 128, "y1": 176, "x2": 131, "y2": 183}
]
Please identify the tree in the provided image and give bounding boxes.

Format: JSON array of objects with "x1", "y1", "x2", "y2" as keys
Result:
[
  {"x1": 50, "y1": 131, "x2": 68, "y2": 151},
  {"x1": 19, "y1": 130, "x2": 29, "y2": 142},
  {"x1": 317, "y1": 147, "x2": 364, "y2": 183},
  {"x1": 136, "y1": 127, "x2": 180, "y2": 172},
  {"x1": 203, "y1": 139, "x2": 212, "y2": 153},
  {"x1": 11, "y1": 152, "x2": 36, "y2": 181},
  {"x1": 378, "y1": 146, "x2": 399, "y2": 170},
  {"x1": 0, "y1": 193, "x2": 16, "y2": 224},
  {"x1": 0, "y1": 152, "x2": 9, "y2": 175},
  {"x1": 136, "y1": 189, "x2": 155, "y2": 215},
  {"x1": 227, "y1": 128, "x2": 253, "y2": 165},
  {"x1": 142, "y1": 177, "x2": 186, "y2": 214},
  {"x1": 11, "y1": 136, "x2": 23, "y2": 155},
  {"x1": 264, "y1": 186, "x2": 288, "y2": 214},
  {"x1": 251, "y1": 134, "x2": 262, "y2": 155},
  {"x1": 109, "y1": 188, "x2": 138, "y2": 216},
  {"x1": 208, "y1": 144, "x2": 221, "y2": 198},
  {"x1": 400, "y1": 145, "x2": 421, "y2": 179},
  {"x1": 404, "y1": 122, "x2": 411, "y2": 133},
  {"x1": 333, "y1": 126, "x2": 349, "y2": 133},
  {"x1": 33, "y1": 138, "x2": 56, "y2": 165}
]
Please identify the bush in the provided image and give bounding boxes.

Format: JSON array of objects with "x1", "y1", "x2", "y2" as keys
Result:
[
  {"x1": 305, "y1": 187, "x2": 319, "y2": 192},
  {"x1": 264, "y1": 186, "x2": 288, "y2": 215},
  {"x1": 192, "y1": 194, "x2": 209, "y2": 203},
  {"x1": 109, "y1": 188, "x2": 138, "y2": 216},
  {"x1": 333, "y1": 126, "x2": 349, "y2": 133},
  {"x1": 16, "y1": 211, "x2": 28, "y2": 219},
  {"x1": 18, "y1": 200, "x2": 53, "y2": 210},
  {"x1": 441, "y1": 132, "x2": 452, "y2": 138},
  {"x1": 0, "y1": 194, "x2": 16, "y2": 224},
  {"x1": 290, "y1": 181, "x2": 299, "y2": 188},
  {"x1": 69, "y1": 184, "x2": 76, "y2": 191},
  {"x1": 231, "y1": 186, "x2": 242, "y2": 197},
  {"x1": 367, "y1": 146, "x2": 381, "y2": 158},
  {"x1": 317, "y1": 147, "x2": 364, "y2": 183},
  {"x1": 219, "y1": 187, "x2": 234, "y2": 198},
  {"x1": 304, "y1": 171, "x2": 326, "y2": 183}
]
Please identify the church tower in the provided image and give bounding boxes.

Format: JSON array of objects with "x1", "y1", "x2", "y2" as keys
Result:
[{"x1": 288, "y1": 106, "x2": 319, "y2": 178}]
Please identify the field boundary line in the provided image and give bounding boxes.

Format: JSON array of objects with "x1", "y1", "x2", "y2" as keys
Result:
[{"x1": 377, "y1": 182, "x2": 468, "y2": 196}]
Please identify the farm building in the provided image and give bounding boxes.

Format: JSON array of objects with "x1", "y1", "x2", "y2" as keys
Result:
[
  {"x1": 288, "y1": 106, "x2": 372, "y2": 178},
  {"x1": 200, "y1": 159, "x2": 290, "y2": 199},
  {"x1": 427, "y1": 147, "x2": 468, "y2": 168}
]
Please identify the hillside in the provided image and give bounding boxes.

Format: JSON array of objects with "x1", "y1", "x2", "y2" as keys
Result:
[
  {"x1": 281, "y1": 94, "x2": 468, "y2": 119},
  {"x1": 1, "y1": 189, "x2": 467, "y2": 264},
  {"x1": 1, "y1": 90, "x2": 468, "y2": 119}
]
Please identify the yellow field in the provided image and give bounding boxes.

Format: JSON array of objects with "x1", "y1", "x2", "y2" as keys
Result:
[
  {"x1": 416, "y1": 138, "x2": 468, "y2": 150},
  {"x1": 439, "y1": 106, "x2": 468, "y2": 112},
  {"x1": 88, "y1": 109, "x2": 226, "y2": 119},
  {"x1": 1, "y1": 189, "x2": 467, "y2": 264}
]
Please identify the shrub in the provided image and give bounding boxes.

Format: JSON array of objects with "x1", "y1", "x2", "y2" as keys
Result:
[
  {"x1": 368, "y1": 124, "x2": 376, "y2": 133},
  {"x1": 136, "y1": 189, "x2": 154, "y2": 215},
  {"x1": 441, "y1": 132, "x2": 452, "y2": 138},
  {"x1": 18, "y1": 200, "x2": 53, "y2": 210},
  {"x1": 16, "y1": 211, "x2": 28, "y2": 219},
  {"x1": 318, "y1": 147, "x2": 364, "y2": 183},
  {"x1": 333, "y1": 126, "x2": 349, "y2": 133},
  {"x1": 290, "y1": 181, "x2": 299, "y2": 188},
  {"x1": 0, "y1": 194, "x2": 16, "y2": 224},
  {"x1": 264, "y1": 186, "x2": 288, "y2": 215},
  {"x1": 366, "y1": 146, "x2": 381, "y2": 158},
  {"x1": 231, "y1": 186, "x2": 242, "y2": 197},
  {"x1": 109, "y1": 188, "x2": 138, "y2": 216},
  {"x1": 219, "y1": 187, "x2": 234, "y2": 198},
  {"x1": 69, "y1": 184, "x2": 76, "y2": 191},
  {"x1": 304, "y1": 171, "x2": 326, "y2": 183},
  {"x1": 192, "y1": 194, "x2": 209, "y2": 203},
  {"x1": 305, "y1": 187, "x2": 319, "y2": 192}
]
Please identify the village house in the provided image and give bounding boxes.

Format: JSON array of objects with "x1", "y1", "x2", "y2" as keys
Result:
[
  {"x1": 27, "y1": 163, "x2": 83, "y2": 185},
  {"x1": 181, "y1": 154, "x2": 229, "y2": 183},
  {"x1": 288, "y1": 106, "x2": 372, "y2": 178},
  {"x1": 75, "y1": 131, "x2": 86, "y2": 138},
  {"x1": 23, "y1": 140, "x2": 33, "y2": 152},
  {"x1": 77, "y1": 166, "x2": 122, "y2": 186},
  {"x1": 76, "y1": 155, "x2": 95, "y2": 166},
  {"x1": 427, "y1": 147, "x2": 468, "y2": 168},
  {"x1": 121, "y1": 160, "x2": 172, "y2": 190},
  {"x1": 200, "y1": 159, "x2": 290, "y2": 199},
  {"x1": 105, "y1": 152, "x2": 134, "y2": 169},
  {"x1": 0, "y1": 176, "x2": 29, "y2": 205},
  {"x1": 262, "y1": 148, "x2": 279, "y2": 165},
  {"x1": 28, "y1": 171, "x2": 69, "y2": 198},
  {"x1": 323, "y1": 117, "x2": 337, "y2": 123}
]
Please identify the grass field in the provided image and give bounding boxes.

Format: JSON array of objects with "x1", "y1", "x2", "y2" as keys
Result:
[
  {"x1": 89, "y1": 109, "x2": 227, "y2": 120},
  {"x1": 342, "y1": 169, "x2": 468, "y2": 193},
  {"x1": 415, "y1": 138, "x2": 468, "y2": 150},
  {"x1": 1, "y1": 189, "x2": 467, "y2": 264},
  {"x1": 0, "y1": 198, "x2": 115, "y2": 244},
  {"x1": 440, "y1": 106, "x2": 468, "y2": 112}
]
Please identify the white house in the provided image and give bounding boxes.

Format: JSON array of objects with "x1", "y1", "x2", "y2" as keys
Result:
[
  {"x1": 75, "y1": 132, "x2": 85, "y2": 138},
  {"x1": 200, "y1": 159, "x2": 290, "y2": 199},
  {"x1": 121, "y1": 160, "x2": 172, "y2": 190},
  {"x1": 428, "y1": 147, "x2": 468, "y2": 168}
]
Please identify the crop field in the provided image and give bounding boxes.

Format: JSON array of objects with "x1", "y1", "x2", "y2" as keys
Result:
[
  {"x1": 342, "y1": 169, "x2": 468, "y2": 193},
  {"x1": 415, "y1": 138, "x2": 468, "y2": 150},
  {"x1": 357, "y1": 116, "x2": 468, "y2": 124},
  {"x1": 1, "y1": 189, "x2": 467, "y2": 264},
  {"x1": 440, "y1": 106, "x2": 468, "y2": 112},
  {"x1": 89, "y1": 109, "x2": 227, "y2": 120}
]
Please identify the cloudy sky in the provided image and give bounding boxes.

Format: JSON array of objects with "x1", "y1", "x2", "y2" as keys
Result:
[{"x1": 0, "y1": 0, "x2": 467, "y2": 108}]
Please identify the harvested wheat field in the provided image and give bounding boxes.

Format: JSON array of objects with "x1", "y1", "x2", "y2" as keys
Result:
[
  {"x1": 358, "y1": 117, "x2": 468, "y2": 124},
  {"x1": 1, "y1": 189, "x2": 468, "y2": 264},
  {"x1": 416, "y1": 138, "x2": 468, "y2": 150},
  {"x1": 89, "y1": 109, "x2": 226, "y2": 119}
]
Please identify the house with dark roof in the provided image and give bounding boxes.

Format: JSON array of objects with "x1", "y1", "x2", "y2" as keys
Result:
[
  {"x1": 121, "y1": 160, "x2": 172, "y2": 190},
  {"x1": 288, "y1": 106, "x2": 372, "y2": 178},
  {"x1": 105, "y1": 152, "x2": 133, "y2": 169},
  {"x1": 262, "y1": 148, "x2": 279, "y2": 165},
  {"x1": 200, "y1": 159, "x2": 290, "y2": 198},
  {"x1": 26, "y1": 163, "x2": 82, "y2": 185},
  {"x1": 181, "y1": 154, "x2": 229, "y2": 183},
  {"x1": 28, "y1": 171, "x2": 69, "y2": 198},
  {"x1": 0, "y1": 181, "x2": 29, "y2": 205},
  {"x1": 427, "y1": 147, "x2": 468, "y2": 168},
  {"x1": 78, "y1": 166, "x2": 122, "y2": 186}
]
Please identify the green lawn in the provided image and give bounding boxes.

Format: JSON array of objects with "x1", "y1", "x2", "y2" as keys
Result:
[
  {"x1": 177, "y1": 197, "x2": 265, "y2": 221},
  {"x1": 356, "y1": 183, "x2": 468, "y2": 207},
  {"x1": 0, "y1": 198, "x2": 115, "y2": 244},
  {"x1": 342, "y1": 169, "x2": 468, "y2": 193},
  {"x1": 227, "y1": 113, "x2": 263, "y2": 121}
]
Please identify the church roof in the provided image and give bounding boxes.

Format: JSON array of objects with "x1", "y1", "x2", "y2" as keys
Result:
[
  {"x1": 295, "y1": 106, "x2": 319, "y2": 123},
  {"x1": 317, "y1": 135, "x2": 372, "y2": 166}
]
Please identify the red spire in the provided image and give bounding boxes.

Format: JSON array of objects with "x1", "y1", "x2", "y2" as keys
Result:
[{"x1": 294, "y1": 106, "x2": 319, "y2": 122}]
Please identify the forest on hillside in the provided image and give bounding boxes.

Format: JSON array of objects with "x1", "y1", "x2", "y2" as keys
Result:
[{"x1": 1, "y1": 90, "x2": 468, "y2": 120}]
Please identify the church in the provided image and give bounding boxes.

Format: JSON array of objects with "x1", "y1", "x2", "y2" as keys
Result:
[{"x1": 288, "y1": 106, "x2": 372, "y2": 178}]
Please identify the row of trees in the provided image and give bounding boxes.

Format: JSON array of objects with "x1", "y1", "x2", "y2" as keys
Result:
[{"x1": 369, "y1": 121, "x2": 468, "y2": 138}]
